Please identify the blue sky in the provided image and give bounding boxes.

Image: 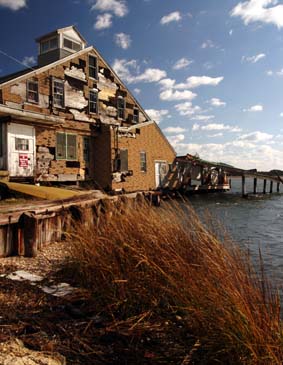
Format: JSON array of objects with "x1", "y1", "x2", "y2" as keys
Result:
[{"x1": 1, "y1": 0, "x2": 283, "y2": 170}]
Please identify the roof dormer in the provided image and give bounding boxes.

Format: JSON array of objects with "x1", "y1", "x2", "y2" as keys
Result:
[{"x1": 36, "y1": 26, "x2": 87, "y2": 67}]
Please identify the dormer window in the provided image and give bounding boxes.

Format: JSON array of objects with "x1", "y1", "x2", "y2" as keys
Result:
[
  {"x1": 89, "y1": 90, "x2": 98, "y2": 114},
  {"x1": 40, "y1": 37, "x2": 58, "y2": 54},
  {"x1": 89, "y1": 55, "x2": 98, "y2": 79},
  {"x1": 63, "y1": 37, "x2": 82, "y2": 52},
  {"x1": 27, "y1": 79, "x2": 39, "y2": 104}
]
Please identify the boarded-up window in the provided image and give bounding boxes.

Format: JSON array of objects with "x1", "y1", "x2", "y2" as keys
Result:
[
  {"x1": 89, "y1": 55, "x2": 98, "y2": 79},
  {"x1": 120, "y1": 149, "x2": 128, "y2": 171},
  {"x1": 140, "y1": 151, "x2": 147, "y2": 172},
  {"x1": 56, "y1": 133, "x2": 77, "y2": 160}
]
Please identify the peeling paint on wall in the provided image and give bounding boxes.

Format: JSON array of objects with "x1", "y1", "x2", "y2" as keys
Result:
[
  {"x1": 10, "y1": 82, "x2": 26, "y2": 99},
  {"x1": 64, "y1": 66, "x2": 86, "y2": 82},
  {"x1": 70, "y1": 109, "x2": 94, "y2": 122},
  {"x1": 98, "y1": 72, "x2": 118, "y2": 101},
  {"x1": 39, "y1": 94, "x2": 49, "y2": 108},
  {"x1": 65, "y1": 80, "x2": 88, "y2": 110}
]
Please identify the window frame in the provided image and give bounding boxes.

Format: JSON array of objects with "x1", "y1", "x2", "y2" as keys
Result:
[
  {"x1": 15, "y1": 138, "x2": 29, "y2": 151},
  {"x1": 40, "y1": 36, "x2": 58, "y2": 54},
  {"x1": 63, "y1": 37, "x2": 82, "y2": 53},
  {"x1": 89, "y1": 55, "x2": 98, "y2": 80},
  {"x1": 26, "y1": 79, "x2": 39, "y2": 104},
  {"x1": 52, "y1": 78, "x2": 65, "y2": 109},
  {"x1": 56, "y1": 132, "x2": 77, "y2": 161},
  {"x1": 140, "y1": 151, "x2": 147, "y2": 172},
  {"x1": 83, "y1": 136, "x2": 90, "y2": 163},
  {"x1": 133, "y1": 108, "x2": 139, "y2": 124},
  {"x1": 117, "y1": 96, "x2": 125, "y2": 120},
  {"x1": 89, "y1": 90, "x2": 98, "y2": 114}
]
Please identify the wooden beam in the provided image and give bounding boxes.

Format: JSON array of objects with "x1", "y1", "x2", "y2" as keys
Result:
[
  {"x1": 263, "y1": 179, "x2": 267, "y2": 194},
  {"x1": 270, "y1": 181, "x2": 273, "y2": 194},
  {"x1": 242, "y1": 175, "x2": 246, "y2": 197},
  {"x1": 253, "y1": 178, "x2": 257, "y2": 194},
  {"x1": 277, "y1": 182, "x2": 280, "y2": 193}
]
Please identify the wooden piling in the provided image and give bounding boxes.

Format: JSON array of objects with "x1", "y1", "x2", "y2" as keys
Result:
[
  {"x1": 277, "y1": 182, "x2": 280, "y2": 193},
  {"x1": 253, "y1": 178, "x2": 257, "y2": 194},
  {"x1": 242, "y1": 175, "x2": 246, "y2": 197},
  {"x1": 263, "y1": 179, "x2": 267, "y2": 194},
  {"x1": 270, "y1": 181, "x2": 273, "y2": 194}
]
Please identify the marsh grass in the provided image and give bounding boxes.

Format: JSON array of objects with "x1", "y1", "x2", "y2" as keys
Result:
[{"x1": 67, "y1": 198, "x2": 282, "y2": 364}]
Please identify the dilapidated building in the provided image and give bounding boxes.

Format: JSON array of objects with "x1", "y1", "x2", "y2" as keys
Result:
[{"x1": 0, "y1": 26, "x2": 175, "y2": 192}]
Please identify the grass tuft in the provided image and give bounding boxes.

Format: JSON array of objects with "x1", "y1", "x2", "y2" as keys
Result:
[{"x1": 67, "y1": 199, "x2": 282, "y2": 364}]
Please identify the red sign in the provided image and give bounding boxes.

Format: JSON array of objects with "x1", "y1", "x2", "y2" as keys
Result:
[{"x1": 19, "y1": 154, "x2": 29, "y2": 168}]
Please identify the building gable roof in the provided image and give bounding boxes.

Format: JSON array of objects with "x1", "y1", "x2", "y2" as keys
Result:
[{"x1": 35, "y1": 25, "x2": 87, "y2": 45}]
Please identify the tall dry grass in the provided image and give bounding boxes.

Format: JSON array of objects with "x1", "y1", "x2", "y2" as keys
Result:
[{"x1": 67, "y1": 198, "x2": 282, "y2": 364}]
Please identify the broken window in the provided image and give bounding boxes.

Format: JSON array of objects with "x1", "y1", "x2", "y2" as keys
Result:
[
  {"x1": 89, "y1": 90, "x2": 98, "y2": 114},
  {"x1": 140, "y1": 151, "x2": 147, "y2": 172},
  {"x1": 117, "y1": 96, "x2": 125, "y2": 119},
  {"x1": 133, "y1": 108, "x2": 139, "y2": 124},
  {"x1": 52, "y1": 79, "x2": 64, "y2": 108},
  {"x1": 89, "y1": 55, "x2": 98, "y2": 79},
  {"x1": 41, "y1": 37, "x2": 58, "y2": 54},
  {"x1": 56, "y1": 133, "x2": 77, "y2": 160},
  {"x1": 83, "y1": 136, "x2": 90, "y2": 162},
  {"x1": 27, "y1": 80, "x2": 39, "y2": 104},
  {"x1": 63, "y1": 37, "x2": 82, "y2": 52},
  {"x1": 15, "y1": 138, "x2": 29, "y2": 151}
]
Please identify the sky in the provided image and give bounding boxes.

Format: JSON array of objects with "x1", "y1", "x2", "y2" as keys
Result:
[{"x1": 1, "y1": 0, "x2": 283, "y2": 170}]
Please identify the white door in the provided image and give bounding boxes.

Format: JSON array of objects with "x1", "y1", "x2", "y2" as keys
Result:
[
  {"x1": 8, "y1": 123, "x2": 35, "y2": 177},
  {"x1": 155, "y1": 161, "x2": 167, "y2": 188}
]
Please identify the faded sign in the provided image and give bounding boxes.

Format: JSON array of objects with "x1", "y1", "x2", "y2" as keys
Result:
[{"x1": 19, "y1": 154, "x2": 29, "y2": 168}]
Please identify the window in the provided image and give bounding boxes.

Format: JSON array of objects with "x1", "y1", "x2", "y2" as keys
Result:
[
  {"x1": 83, "y1": 136, "x2": 90, "y2": 162},
  {"x1": 89, "y1": 90, "x2": 98, "y2": 114},
  {"x1": 52, "y1": 79, "x2": 64, "y2": 108},
  {"x1": 117, "y1": 96, "x2": 125, "y2": 119},
  {"x1": 133, "y1": 108, "x2": 139, "y2": 124},
  {"x1": 63, "y1": 37, "x2": 82, "y2": 52},
  {"x1": 89, "y1": 55, "x2": 98, "y2": 79},
  {"x1": 140, "y1": 151, "x2": 147, "y2": 172},
  {"x1": 56, "y1": 133, "x2": 77, "y2": 160},
  {"x1": 27, "y1": 80, "x2": 39, "y2": 103},
  {"x1": 15, "y1": 138, "x2": 29, "y2": 151},
  {"x1": 41, "y1": 37, "x2": 58, "y2": 54}
]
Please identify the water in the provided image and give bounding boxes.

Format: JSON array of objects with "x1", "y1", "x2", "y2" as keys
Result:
[{"x1": 189, "y1": 178, "x2": 283, "y2": 287}]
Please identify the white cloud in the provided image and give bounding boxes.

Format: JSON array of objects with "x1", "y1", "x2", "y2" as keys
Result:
[
  {"x1": 229, "y1": 29, "x2": 233, "y2": 35},
  {"x1": 173, "y1": 57, "x2": 193, "y2": 70},
  {"x1": 238, "y1": 131, "x2": 273, "y2": 142},
  {"x1": 280, "y1": 112, "x2": 283, "y2": 117},
  {"x1": 160, "y1": 11, "x2": 181, "y2": 25},
  {"x1": 160, "y1": 89, "x2": 197, "y2": 101},
  {"x1": 91, "y1": 0, "x2": 128, "y2": 17},
  {"x1": 167, "y1": 134, "x2": 185, "y2": 148},
  {"x1": 201, "y1": 40, "x2": 215, "y2": 49},
  {"x1": 145, "y1": 109, "x2": 169, "y2": 123},
  {"x1": 191, "y1": 115, "x2": 215, "y2": 122},
  {"x1": 231, "y1": 0, "x2": 283, "y2": 29},
  {"x1": 114, "y1": 33, "x2": 131, "y2": 49},
  {"x1": 22, "y1": 56, "x2": 36, "y2": 67},
  {"x1": 112, "y1": 59, "x2": 166, "y2": 84},
  {"x1": 175, "y1": 102, "x2": 201, "y2": 116},
  {"x1": 164, "y1": 126, "x2": 186, "y2": 134},
  {"x1": 208, "y1": 98, "x2": 226, "y2": 107},
  {"x1": 175, "y1": 76, "x2": 224, "y2": 89},
  {"x1": 0, "y1": 0, "x2": 26, "y2": 10},
  {"x1": 208, "y1": 133, "x2": 223, "y2": 138},
  {"x1": 94, "y1": 13, "x2": 112, "y2": 29},
  {"x1": 159, "y1": 78, "x2": 176, "y2": 90},
  {"x1": 242, "y1": 53, "x2": 266, "y2": 63},
  {"x1": 266, "y1": 68, "x2": 283, "y2": 77},
  {"x1": 133, "y1": 88, "x2": 141, "y2": 94},
  {"x1": 194, "y1": 123, "x2": 242, "y2": 132},
  {"x1": 243, "y1": 104, "x2": 263, "y2": 112}
]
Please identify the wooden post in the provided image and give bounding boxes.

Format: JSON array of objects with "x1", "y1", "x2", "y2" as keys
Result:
[
  {"x1": 263, "y1": 179, "x2": 267, "y2": 194},
  {"x1": 253, "y1": 178, "x2": 257, "y2": 194},
  {"x1": 270, "y1": 181, "x2": 273, "y2": 194},
  {"x1": 229, "y1": 179, "x2": 232, "y2": 189},
  {"x1": 242, "y1": 175, "x2": 246, "y2": 197},
  {"x1": 277, "y1": 182, "x2": 280, "y2": 193}
]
